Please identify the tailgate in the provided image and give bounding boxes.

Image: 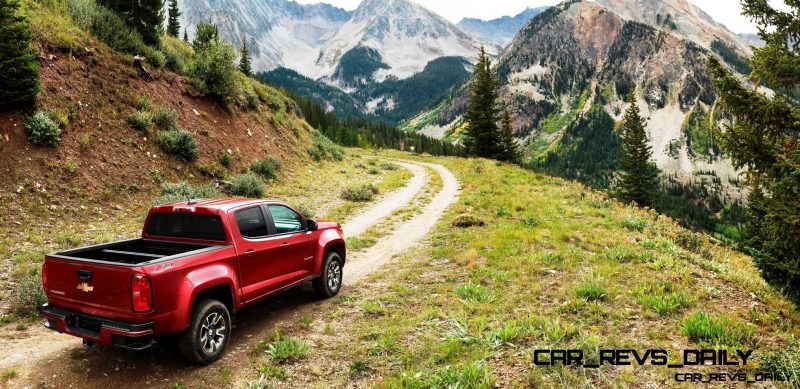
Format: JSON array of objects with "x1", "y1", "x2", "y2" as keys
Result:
[{"x1": 44, "y1": 256, "x2": 134, "y2": 318}]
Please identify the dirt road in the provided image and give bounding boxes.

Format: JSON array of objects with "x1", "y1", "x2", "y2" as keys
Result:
[{"x1": 2, "y1": 159, "x2": 459, "y2": 388}]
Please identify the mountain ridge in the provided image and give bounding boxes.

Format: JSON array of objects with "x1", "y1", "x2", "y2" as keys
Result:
[{"x1": 457, "y1": 6, "x2": 550, "y2": 47}]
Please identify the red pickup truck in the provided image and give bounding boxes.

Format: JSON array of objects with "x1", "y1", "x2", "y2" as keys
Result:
[{"x1": 41, "y1": 198, "x2": 346, "y2": 364}]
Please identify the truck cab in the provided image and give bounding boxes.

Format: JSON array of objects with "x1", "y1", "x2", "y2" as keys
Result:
[{"x1": 41, "y1": 199, "x2": 346, "y2": 364}]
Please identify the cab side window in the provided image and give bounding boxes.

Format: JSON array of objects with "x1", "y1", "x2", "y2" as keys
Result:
[
  {"x1": 268, "y1": 205, "x2": 305, "y2": 234},
  {"x1": 235, "y1": 207, "x2": 269, "y2": 238}
]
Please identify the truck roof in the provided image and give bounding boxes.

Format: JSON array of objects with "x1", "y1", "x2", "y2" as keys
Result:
[{"x1": 152, "y1": 198, "x2": 282, "y2": 213}]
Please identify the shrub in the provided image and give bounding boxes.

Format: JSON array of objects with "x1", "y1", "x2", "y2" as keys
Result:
[
  {"x1": 127, "y1": 110, "x2": 152, "y2": 132},
  {"x1": 244, "y1": 89, "x2": 259, "y2": 110},
  {"x1": 160, "y1": 35, "x2": 194, "y2": 73},
  {"x1": 227, "y1": 173, "x2": 266, "y2": 198},
  {"x1": 340, "y1": 183, "x2": 378, "y2": 202},
  {"x1": 675, "y1": 230, "x2": 704, "y2": 251},
  {"x1": 25, "y1": 111, "x2": 61, "y2": 146},
  {"x1": 265, "y1": 338, "x2": 309, "y2": 363},
  {"x1": 452, "y1": 214, "x2": 486, "y2": 228},
  {"x1": 157, "y1": 128, "x2": 198, "y2": 162},
  {"x1": 155, "y1": 182, "x2": 220, "y2": 204},
  {"x1": 250, "y1": 156, "x2": 283, "y2": 180},
  {"x1": 380, "y1": 162, "x2": 399, "y2": 171},
  {"x1": 198, "y1": 162, "x2": 227, "y2": 179},
  {"x1": 161, "y1": 44, "x2": 184, "y2": 73},
  {"x1": 308, "y1": 132, "x2": 344, "y2": 162},
  {"x1": 682, "y1": 312, "x2": 756, "y2": 348},
  {"x1": 760, "y1": 337, "x2": 800, "y2": 386},
  {"x1": 188, "y1": 39, "x2": 241, "y2": 106},
  {"x1": 219, "y1": 150, "x2": 232, "y2": 168},
  {"x1": 141, "y1": 45, "x2": 165, "y2": 69},
  {"x1": 135, "y1": 95, "x2": 151, "y2": 110},
  {"x1": 152, "y1": 106, "x2": 178, "y2": 130},
  {"x1": 621, "y1": 215, "x2": 651, "y2": 231},
  {"x1": 10, "y1": 268, "x2": 46, "y2": 318}
]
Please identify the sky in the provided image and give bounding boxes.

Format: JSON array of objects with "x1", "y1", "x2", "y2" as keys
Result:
[{"x1": 295, "y1": 0, "x2": 766, "y2": 34}]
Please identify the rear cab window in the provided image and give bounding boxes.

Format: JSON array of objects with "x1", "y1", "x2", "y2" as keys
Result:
[
  {"x1": 146, "y1": 213, "x2": 226, "y2": 241},
  {"x1": 235, "y1": 207, "x2": 269, "y2": 239}
]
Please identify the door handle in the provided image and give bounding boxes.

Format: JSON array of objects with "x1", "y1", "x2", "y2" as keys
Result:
[
  {"x1": 280, "y1": 242, "x2": 289, "y2": 250},
  {"x1": 244, "y1": 249, "x2": 256, "y2": 257}
]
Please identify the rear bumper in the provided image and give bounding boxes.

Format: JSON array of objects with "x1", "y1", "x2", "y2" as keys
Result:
[{"x1": 42, "y1": 304, "x2": 155, "y2": 350}]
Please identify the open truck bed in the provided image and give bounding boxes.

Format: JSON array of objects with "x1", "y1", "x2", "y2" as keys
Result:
[{"x1": 51, "y1": 238, "x2": 227, "y2": 266}]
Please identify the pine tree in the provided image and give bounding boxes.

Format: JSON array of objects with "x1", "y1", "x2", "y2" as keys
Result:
[
  {"x1": 239, "y1": 40, "x2": 252, "y2": 77},
  {"x1": 499, "y1": 110, "x2": 520, "y2": 163},
  {"x1": 463, "y1": 46, "x2": 501, "y2": 159},
  {"x1": 183, "y1": 28, "x2": 188, "y2": 42},
  {"x1": 0, "y1": 0, "x2": 39, "y2": 110},
  {"x1": 166, "y1": 0, "x2": 181, "y2": 37},
  {"x1": 193, "y1": 22, "x2": 218, "y2": 51},
  {"x1": 100, "y1": 0, "x2": 163, "y2": 46},
  {"x1": 617, "y1": 93, "x2": 659, "y2": 207},
  {"x1": 137, "y1": 0, "x2": 164, "y2": 45},
  {"x1": 708, "y1": 0, "x2": 800, "y2": 305}
]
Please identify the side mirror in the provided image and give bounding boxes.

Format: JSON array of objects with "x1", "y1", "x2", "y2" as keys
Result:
[{"x1": 307, "y1": 219, "x2": 318, "y2": 232}]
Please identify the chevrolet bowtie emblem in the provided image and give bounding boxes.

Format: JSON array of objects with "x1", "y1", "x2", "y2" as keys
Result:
[{"x1": 77, "y1": 282, "x2": 94, "y2": 292}]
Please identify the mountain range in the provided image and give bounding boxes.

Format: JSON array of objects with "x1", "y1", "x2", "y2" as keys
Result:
[
  {"x1": 179, "y1": 0, "x2": 480, "y2": 80},
  {"x1": 182, "y1": 0, "x2": 755, "y2": 204}
]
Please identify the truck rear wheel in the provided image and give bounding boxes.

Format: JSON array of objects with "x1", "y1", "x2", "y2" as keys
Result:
[
  {"x1": 313, "y1": 251, "x2": 343, "y2": 298},
  {"x1": 179, "y1": 299, "x2": 231, "y2": 365}
]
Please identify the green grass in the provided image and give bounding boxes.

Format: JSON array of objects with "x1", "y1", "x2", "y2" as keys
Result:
[
  {"x1": 682, "y1": 311, "x2": 756, "y2": 349},
  {"x1": 635, "y1": 281, "x2": 694, "y2": 315},
  {"x1": 256, "y1": 151, "x2": 798, "y2": 387},
  {"x1": 455, "y1": 283, "x2": 493, "y2": 304},
  {"x1": 265, "y1": 337, "x2": 309, "y2": 363},
  {"x1": 1, "y1": 369, "x2": 18, "y2": 382},
  {"x1": 575, "y1": 276, "x2": 608, "y2": 302}
]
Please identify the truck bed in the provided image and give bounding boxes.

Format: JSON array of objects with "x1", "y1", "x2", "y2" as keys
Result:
[{"x1": 52, "y1": 238, "x2": 225, "y2": 266}]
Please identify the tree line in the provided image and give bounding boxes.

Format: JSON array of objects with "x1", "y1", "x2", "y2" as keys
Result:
[{"x1": 284, "y1": 90, "x2": 464, "y2": 157}]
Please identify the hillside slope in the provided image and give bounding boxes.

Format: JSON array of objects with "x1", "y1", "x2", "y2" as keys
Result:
[{"x1": 0, "y1": 0, "x2": 338, "y2": 320}]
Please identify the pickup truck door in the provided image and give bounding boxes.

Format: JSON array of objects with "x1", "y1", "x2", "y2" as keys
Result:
[
  {"x1": 264, "y1": 204, "x2": 316, "y2": 282},
  {"x1": 232, "y1": 206, "x2": 287, "y2": 303}
]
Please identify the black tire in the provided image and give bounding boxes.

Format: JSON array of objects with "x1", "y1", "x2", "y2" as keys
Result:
[
  {"x1": 313, "y1": 251, "x2": 343, "y2": 298},
  {"x1": 179, "y1": 299, "x2": 231, "y2": 365}
]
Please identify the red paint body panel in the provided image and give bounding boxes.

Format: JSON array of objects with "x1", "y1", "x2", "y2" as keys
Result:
[{"x1": 42, "y1": 199, "x2": 345, "y2": 345}]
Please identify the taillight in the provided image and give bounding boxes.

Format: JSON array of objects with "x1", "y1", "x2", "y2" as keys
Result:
[
  {"x1": 41, "y1": 263, "x2": 48, "y2": 293},
  {"x1": 132, "y1": 274, "x2": 153, "y2": 312}
]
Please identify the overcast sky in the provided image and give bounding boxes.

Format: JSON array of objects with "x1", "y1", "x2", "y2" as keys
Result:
[{"x1": 295, "y1": 0, "x2": 767, "y2": 34}]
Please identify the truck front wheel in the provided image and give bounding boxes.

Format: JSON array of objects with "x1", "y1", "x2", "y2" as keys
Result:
[
  {"x1": 313, "y1": 251, "x2": 343, "y2": 298},
  {"x1": 179, "y1": 299, "x2": 231, "y2": 365}
]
